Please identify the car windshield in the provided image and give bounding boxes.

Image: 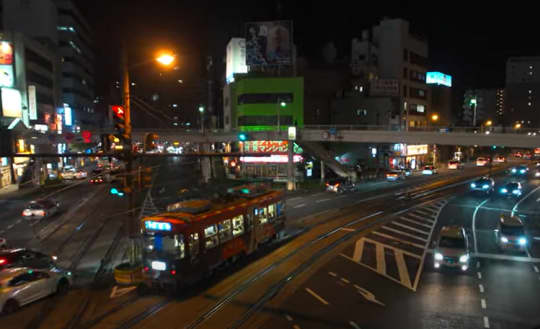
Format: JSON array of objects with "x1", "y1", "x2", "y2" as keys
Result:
[
  {"x1": 476, "y1": 179, "x2": 490, "y2": 185},
  {"x1": 501, "y1": 225, "x2": 525, "y2": 236},
  {"x1": 439, "y1": 236, "x2": 466, "y2": 249},
  {"x1": 27, "y1": 203, "x2": 44, "y2": 210},
  {"x1": 506, "y1": 183, "x2": 519, "y2": 190}
]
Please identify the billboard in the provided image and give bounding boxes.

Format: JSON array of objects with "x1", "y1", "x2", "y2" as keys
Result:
[
  {"x1": 0, "y1": 41, "x2": 15, "y2": 88},
  {"x1": 245, "y1": 21, "x2": 292, "y2": 66},
  {"x1": 426, "y1": 72, "x2": 452, "y2": 87},
  {"x1": 28, "y1": 85, "x2": 38, "y2": 120},
  {"x1": 226, "y1": 38, "x2": 248, "y2": 84},
  {"x1": 369, "y1": 79, "x2": 399, "y2": 96},
  {"x1": 1, "y1": 88, "x2": 22, "y2": 118}
]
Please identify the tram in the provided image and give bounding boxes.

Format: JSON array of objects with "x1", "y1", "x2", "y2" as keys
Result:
[{"x1": 140, "y1": 183, "x2": 285, "y2": 289}]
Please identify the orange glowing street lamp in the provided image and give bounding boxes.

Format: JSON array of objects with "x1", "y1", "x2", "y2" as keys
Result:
[
  {"x1": 156, "y1": 53, "x2": 175, "y2": 66},
  {"x1": 485, "y1": 120, "x2": 493, "y2": 126},
  {"x1": 431, "y1": 113, "x2": 439, "y2": 122}
]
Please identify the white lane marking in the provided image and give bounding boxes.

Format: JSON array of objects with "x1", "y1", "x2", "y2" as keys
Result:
[
  {"x1": 395, "y1": 250, "x2": 413, "y2": 289},
  {"x1": 511, "y1": 185, "x2": 540, "y2": 216},
  {"x1": 285, "y1": 315, "x2": 293, "y2": 321},
  {"x1": 293, "y1": 203, "x2": 306, "y2": 208},
  {"x1": 0, "y1": 230, "x2": 4, "y2": 235},
  {"x1": 364, "y1": 238, "x2": 422, "y2": 259},
  {"x1": 288, "y1": 196, "x2": 303, "y2": 202},
  {"x1": 356, "y1": 286, "x2": 385, "y2": 307},
  {"x1": 413, "y1": 208, "x2": 436, "y2": 216},
  {"x1": 340, "y1": 277, "x2": 350, "y2": 284},
  {"x1": 371, "y1": 231, "x2": 425, "y2": 250},
  {"x1": 316, "y1": 198, "x2": 331, "y2": 203},
  {"x1": 477, "y1": 272, "x2": 482, "y2": 279},
  {"x1": 349, "y1": 321, "x2": 361, "y2": 329},
  {"x1": 381, "y1": 225, "x2": 428, "y2": 242},
  {"x1": 407, "y1": 212, "x2": 434, "y2": 223},
  {"x1": 479, "y1": 284, "x2": 484, "y2": 293},
  {"x1": 16, "y1": 219, "x2": 22, "y2": 224},
  {"x1": 399, "y1": 216, "x2": 432, "y2": 229},
  {"x1": 352, "y1": 239, "x2": 364, "y2": 262},
  {"x1": 375, "y1": 243, "x2": 386, "y2": 274},
  {"x1": 305, "y1": 288, "x2": 329, "y2": 305},
  {"x1": 340, "y1": 228, "x2": 355, "y2": 232},
  {"x1": 7, "y1": 224, "x2": 14, "y2": 230},
  {"x1": 472, "y1": 199, "x2": 490, "y2": 253},
  {"x1": 484, "y1": 316, "x2": 490, "y2": 328},
  {"x1": 328, "y1": 272, "x2": 337, "y2": 277},
  {"x1": 534, "y1": 266, "x2": 539, "y2": 273},
  {"x1": 474, "y1": 252, "x2": 540, "y2": 263},
  {"x1": 481, "y1": 299, "x2": 487, "y2": 309},
  {"x1": 392, "y1": 221, "x2": 430, "y2": 235}
]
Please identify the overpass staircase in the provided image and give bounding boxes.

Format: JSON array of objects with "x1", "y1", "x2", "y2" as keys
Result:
[{"x1": 299, "y1": 141, "x2": 356, "y2": 179}]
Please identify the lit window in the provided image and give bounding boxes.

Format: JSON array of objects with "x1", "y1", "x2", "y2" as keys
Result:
[
  {"x1": 69, "y1": 41, "x2": 82, "y2": 54},
  {"x1": 528, "y1": 102, "x2": 532, "y2": 106},
  {"x1": 232, "y1": 215, "x2": 244, "y2": 237},
  {"x1": 204, "y1": 225, "x2": 218, "y2": 249},
  {"x1": 218, "y1": 219, "x2": 232, "y2": 243},
  {"x1": 530, "y1": 66, "x2": 533, "y2": 70}
]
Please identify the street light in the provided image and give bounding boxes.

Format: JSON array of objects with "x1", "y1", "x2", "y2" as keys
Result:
[
  {"x1": 485, "y1": 120, "x2": 492, "y2": 126},
  {"x1": 156, "y1": 53, "x2": 175, "y2": 66},
  {"x1": 431, "y1": 113, "x2": 439, "y2": 122},
  {"x1": 198, "y1": 105, "x2": 205, "y2": 132},
  {"x1": 514, "y1": 123, "x2": 522, "y2": 129},
  {"x1": 470, "y1": 98, "x2": 477, "y2": 126},
  {"x1": 277, "y1": 100, "x2": 287, "y2": 133}
]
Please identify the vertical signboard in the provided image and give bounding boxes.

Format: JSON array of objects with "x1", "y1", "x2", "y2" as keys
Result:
[
  {"x1": 245, "y1": 21, "x2": 292, "y2": 66},
  {"x1": 226, "y1": 38, "x2": 248, "y2": 83},
  {"x1": 63, "y1": 104, "x2": 72, "y2": 126},
  {"x1": 28, "y1": 85, "x2": 38, "y2": 120},
  {"x1": 0, "y1": 41, "x2": 15, "y2": 88},
  {"x1": 1, "y1": 88, "x2": 22, "y2": 118}
]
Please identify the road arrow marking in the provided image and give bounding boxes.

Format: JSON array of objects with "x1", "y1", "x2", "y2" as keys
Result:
[
  {"x1": 110, "y1": 285, "x2": 136, "y2": 298},
  {"x1": 355, "y1": 286, "x2": 385, "y2": 307}
]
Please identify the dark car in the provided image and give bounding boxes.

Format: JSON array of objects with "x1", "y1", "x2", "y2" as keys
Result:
[
  {"x1": 510, "y1": 165, "x2": 529, "y2": 176},
  {"x1": 0, "y1": 249, "x2": 56, "y2": 271},
  {"x1": 499, "y1": 182, "x2": 522, "y2": 198},
  {"x1": 326, "y1": 178, "x2": 356, "y2": 193},
  {"x1": 89, "y1": 175, "x2": 105, "y2": 184},
  {"x1": 470, "y1": 177, "x2": 495, "y2": 194}
]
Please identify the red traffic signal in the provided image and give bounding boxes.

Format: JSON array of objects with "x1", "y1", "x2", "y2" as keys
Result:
[{"x1": 111, "y1": 105, "x2": 125, "y2": 119}]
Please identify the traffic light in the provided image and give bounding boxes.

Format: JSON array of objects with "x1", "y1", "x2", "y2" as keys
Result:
[
  {"x1": 238, "y1": 132, "x2": 248, "y2": 141},
  {"x1": 111, "y1": 105, "x2": 129, "y2": 140}
]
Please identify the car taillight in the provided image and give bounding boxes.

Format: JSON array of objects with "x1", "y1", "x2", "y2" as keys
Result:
[
  {"x1": 0, "y1": 258, "x2": 7, "y2": 265},
  {"x1": 37, "y1": 210, "x2": 45, "y2": 216},
  {"x1": 143, "y1": 266, "x2": 150, "y2": 272},
  {"x1": 22, "y1": 209, "x2": 31, "y2": 216},
  {"x1": 170, "y1": 269, "x2": 176, "y2": 275},
  {"x1": 336, "y1": 183, "x2": 340, "y2": 187}
]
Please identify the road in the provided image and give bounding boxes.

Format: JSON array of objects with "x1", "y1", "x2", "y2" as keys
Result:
[{"x1": 1, "y1": 160, "x2": 534, "y2": 329}]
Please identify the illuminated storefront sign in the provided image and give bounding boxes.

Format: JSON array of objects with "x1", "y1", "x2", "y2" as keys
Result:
[
  {"x1": 406, "y1": 144, "x2": 428, "y2": 156},
  {"x1": 426, "y1": 72, "x2": 452, "y2": 87},
  {"x1": 145, "y1": 221, "x2": 172, "y2": 231},
  {"x1": 240, "y1": 154, "x2": 303, "y2": 163},
  {"x1": 242, "y1": 141, "x2": 302, "y2": 153},
  {"x1": 0, "y1": 41, "x2": 14, "y2": 88},
  {"x1": 63, "y1": 104, "x2": 72, "y2": 126},
  {"x1": 1, "y1": 88, "x2": 22, "y2": 118}
]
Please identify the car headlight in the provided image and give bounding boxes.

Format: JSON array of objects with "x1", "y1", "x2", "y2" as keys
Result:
[
  {"x1": 535, "y1": 172, "x2": 540, "y2": 177},
  {"x1": 518, "y1": 237, "x2": 527, "y2": 246},
  {"x1": 500, "y1": 188, "x2": 508, "y2": 193},
  {"x1": 482, "y1": 184, "x2": 489, "y2": 189},
  {"x1": 520, "y1": 169, "x2": 526, "y2": 173},
  {"x1": 501, "y1": 236, "x2": 508, "y2": 243},
  {"x1": 459, "y1": 254, "x2": 469, "y2": 263},
  {"x1": 471, "y1": 183, "x2": 476, "y2": 188},
  {"x1": 512, "y1": 168, "x2": 517, "y2": 173},
  {"x1": 434, "y1": 252, "x2": 443, "y2": 261},
  {"x1": 512, "y1": 189, "x2": 521, "y2": 195}
]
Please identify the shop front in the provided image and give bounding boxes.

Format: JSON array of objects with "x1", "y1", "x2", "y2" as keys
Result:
[{"x1": 389, "y1": 144, "x2": 429, "y2": 170}]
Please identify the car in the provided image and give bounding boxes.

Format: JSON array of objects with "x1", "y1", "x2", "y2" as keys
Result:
[
  {"x1": 493, "y1": 155, "x2": 506, "y2": 164},
  {"x1": 90, "y1": 175, "x2": 105, "y2": 184},
  {"x1": 421, "y1": 165, "x2": 438, "y2": 175},
  {"x1": 514, "y1": 152, "x2": 523, "y2": 158},
  {"x1": 0, "y1": 267, "x2": 72, "y2": 314},
  {"x1": 325, "y1": 178, "x2": 356, "y2": 193},
  {"x1": 0, "y1": 249, "x2": 57, "y2": 271},
  {"x1": 386, "y1": 170, "x2": 406, "y2": 181},
  {"x1": 434, "y1": 225, "x2": 470, "y2": 271},
  {"x1": 22, "y1": 199, "x2": 60, "y2": 219},
  {"x1": 499, "y1": 182, "x2": 522, "y2": 197},
  {"x1": 510, "y1": 165, "x2": 529, "y2": 176},
  {"x1": 60, "y1": 169, "x2": 77, "y2": 180},
  {"x1": 534, "y1": 169, "x2": 540, "y2": 178},
  {"x1": 92, "y1": 167, "x2": 104, "y2": 175},
  {"x1": 535, "y1": 161, "x2": 540, "y2": 167},
  {"x1": 524, "y1": 153, "x2": 532, "y2": 160},
  {"x1": 496, "y1": 215, "x2": 528, "y2": 251},
  {"x1": 476, "y1": 157, "x2": 489, "y2": 167},
  {"x1": 448, "y1": 160, "x2": 464, "y2": 170},
  {"x1": 470, "y1": 176, "x2": 495, "y2": 194},
  {"x1": 0, "y1": 238, "x2": 7, "y2": 249}
]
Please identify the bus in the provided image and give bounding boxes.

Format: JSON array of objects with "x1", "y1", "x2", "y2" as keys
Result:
[{"x1": 140, "y1": 183, "x2": 285, "y2": 290}]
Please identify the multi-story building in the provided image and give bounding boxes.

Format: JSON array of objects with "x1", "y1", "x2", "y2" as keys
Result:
[
  {"x1": 505, "y1": 57, "x2": 540, "y2": 127},
  {"x1": 426, "y1": 72, "x2": 452, "y2": 126},
  {"x1": 496, "y1": 88, "x2": 504, "y2": 122},
  {"x1": 350, "y1": 18, "x2": 429, "y2": 129},
  {"x1": 462, "y1": 89, "x2": 499, "y2": 126},
  {"x1": 55, "y1": 0, "x2": 96, "y2": 129}
]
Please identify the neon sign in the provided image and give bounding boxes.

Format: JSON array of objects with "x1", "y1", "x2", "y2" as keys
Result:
[{"x1": 145, "y1": 221, "x2": 172, "y2": 231}]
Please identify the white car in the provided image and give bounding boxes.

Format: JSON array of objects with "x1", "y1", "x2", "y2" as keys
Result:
[
  {"x1": 0, "y1": 238, "x2": 7, "y2": 249},
  {"x1": 422, "y1": 165, "x2": 438, "y2": 175},
  {"x1": 22, "y1": 199, "x2": 60, "y2": 219},
  {"x1": 434, "y1": 226, "x2": 470, "y2": 272},
  {"x1": 0, "y1": 267, "x2": 72, "y2": 314},
  {"x1": 61, "y1": 169, "x2": 87, "y2": 180},
  {"x1": 476, "y1": 157, "x2": 489, "y2": 166}
]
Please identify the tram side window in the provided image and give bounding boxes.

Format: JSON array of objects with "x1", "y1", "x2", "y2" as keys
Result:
[
  {"x1": 277, "y1": 201, "x2": 285, "y2": 216},
  {"x1": 218, "y1": 219, "x2": 233, "y2": 243},
  {"x1": 232, "y1": 215, "x2": 244, "y2": 237},
  {"x1": 258, "y1": 207, "x2": 268, "y2": 224},
  {"x1": 189, "y1": 233, "x2": 199, "y2": 259},
  {"x1": 268, "y1": 204, "x2": 276, "y2": 221},
  {"x1": 204, "y1": 225, "x2": 219, "y2": 249},
  {"x1": 175, "y1": 235, "x2": 185, "y2": 259}
]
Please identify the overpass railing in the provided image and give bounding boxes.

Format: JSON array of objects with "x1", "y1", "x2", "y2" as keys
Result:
[{"x1": 303, "y1": 125, "x2": 540, "y2": 135}]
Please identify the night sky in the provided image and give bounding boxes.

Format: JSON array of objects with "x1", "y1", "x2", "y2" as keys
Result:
[{"x1": 75, "y1": 1, "x2": 540, "y2": 115}]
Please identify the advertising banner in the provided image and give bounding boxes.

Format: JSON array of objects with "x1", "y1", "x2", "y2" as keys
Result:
[
  {"x1": 245, "y1": 21, "x2": 292, "y2": 66},
  {"x1": 0, "y1": 41, "x2": 14, "y2": 88},
  {"x1": 426, "y1": 72, "x2": 452, "y2": 87},
  {"x1": 1, "y1": 88, "x2": 22, "y2": 118},
  {"x1": 28, "y1": 85, "x2": 38, "y2": 120},
  {"x1": 226, "y1": 38, "x2": 248, "y2": 83}
]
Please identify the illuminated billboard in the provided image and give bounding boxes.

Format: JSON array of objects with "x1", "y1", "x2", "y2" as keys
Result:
[
  {"x1": 0, "y1": 41, "x2": 15, "y2": 88},
  {"x1": 426, "y1": 72, "x2": 452, "y2": 87},
  {"x1": 1, "y1": 88, "x2": 22, "y2": 118},
  {"x1": 28, "y1": 85, "x2": 38, "y2": 120},
  {"x1": 406, "y1": 144, "x2": 428, "y2": 156},
  {"x1": 226, "y1": 38, "x2": 248, "y2": 84},
  {"x1": 245, "y1": 21, "x2": 292, "y2": 66}
]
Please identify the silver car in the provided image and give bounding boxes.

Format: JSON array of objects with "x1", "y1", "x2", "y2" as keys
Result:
[
  {"x1": 22, "y1": 199, "x2": 60, "y2": 219},
  {"x1": 0, "y1": 267, "x2": 72, "y2": 314},
  {"x1": 434, "y1": 226, "x2": 470, "y2": 272}
]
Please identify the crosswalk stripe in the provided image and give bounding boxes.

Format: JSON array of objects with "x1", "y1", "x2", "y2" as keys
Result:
[
  {"x1": 392, "y1": 221, "x2": 430, "y2": 235},
  {"x1": 372, "y1": 231, "x2": 425, "y2": 250},
  {"x1": 413, "y1": 209, "x2": 435, "y2": 217},
  {"x1": 424, "y1": 205, "x2": 440, "y2": 212},
  {"x1": 395, "y1": 250, "x2": 413, "y2": 289},
  {"x1": 364, "y1": 238, "x2": 422, "y2": 259},
  {"x1": 352, "y1": 239, "x2": 364, "y2": 262},
  {"x1": 399, "y1": 216, "x2": 433, "y2": 229},
  {"x1": 375, "y1": 244, "x2": 386, "y2": 274},
  {"x1": 381, "y1": 225, "x2": 428, "y2": 242},
  {"x1": 407, "y1": 212, "x2": 434, "y2": 223}
]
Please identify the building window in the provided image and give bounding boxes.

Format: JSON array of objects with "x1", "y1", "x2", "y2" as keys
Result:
[
  {"x1": 403, "y1": 68, "x2": 408, "y2": 79},
  {"x1": 356, "y1": 109, "x2": 367, "y2": 116},
  {"x1": 528, "y1": 102, "x2": 532, "y2": 106},
  {"x1": 529, "y1": 90, "x2": 532, "y2": 94}
]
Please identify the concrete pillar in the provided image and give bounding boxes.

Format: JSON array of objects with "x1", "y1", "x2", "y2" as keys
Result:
[
  {"x1": 201, "y1": 144, "x2": 212, "y2": 183},
  {"x1": 287, "y1": 140, "x2": 295, "y2": 191},
  {"x1": 320, "y1": 160, "x2": 325, "y2": 184}
]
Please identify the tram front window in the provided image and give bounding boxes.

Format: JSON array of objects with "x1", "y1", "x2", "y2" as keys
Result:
[{"x1": 144, "y1": 233, "x2": 185, "y2": 259}]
